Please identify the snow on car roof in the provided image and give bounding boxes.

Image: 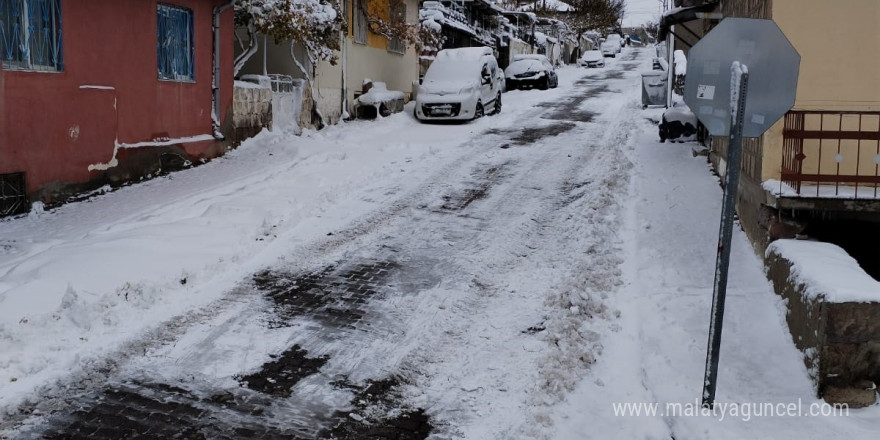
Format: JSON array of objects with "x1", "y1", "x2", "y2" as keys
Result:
[
  {"x1": 436, "y1": 47, "x2": 493, "y2": 62},
  {"x1": 512, "y1": 54, "x2": 548, "y2": 61},
  {"x1": 425, "y1": 48, "x2": 491, "y2": 81}
]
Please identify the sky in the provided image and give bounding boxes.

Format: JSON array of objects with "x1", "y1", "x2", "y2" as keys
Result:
[{"x1": 623, "y1": 0, "x2": 663, "y2": 27}]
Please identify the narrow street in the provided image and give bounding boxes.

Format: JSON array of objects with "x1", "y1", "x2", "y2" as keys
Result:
[
  {"x1": 4, "y1": 41, "x2": 880, "y2": 439},
  {"x1": 1, "y1": 50, "x2": 645, "y2": 439}
]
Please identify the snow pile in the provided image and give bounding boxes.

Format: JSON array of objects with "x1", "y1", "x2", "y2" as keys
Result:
[
  {"x1": 673, "y1": 49, "x2": 687, "y2": 75},
  {"x1": 767, "y1": 239, "x2": 880, "y2": 303},
  {"x1": 762, "y1": 179, "x2": 799, "y2": 197},
  {"x1": 421, "y1": 17, "x2": 441, "y2": 32},
  {"x1": 663, "y1": 105, "x2": 696, "y2": 125},
  {"x1": 659, "y1": 104, "x2": 697, "y2": 142}
]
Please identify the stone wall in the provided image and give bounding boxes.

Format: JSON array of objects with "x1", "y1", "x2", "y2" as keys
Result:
[
  {"x1": 765, "y1": 246, "x2": 880, "y2": 406},
  {"x1": 232, "y1": 83, "x2": 272, "y2": 144}
]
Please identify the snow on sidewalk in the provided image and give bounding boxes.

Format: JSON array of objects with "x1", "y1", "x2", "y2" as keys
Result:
[{"x1": 553, "y1": 112, "x2": 880, "y2": 439}]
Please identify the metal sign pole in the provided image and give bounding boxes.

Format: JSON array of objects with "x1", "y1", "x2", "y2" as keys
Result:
[{"x1": 702, "y1": 62, "x2": 749, "y2": 408}]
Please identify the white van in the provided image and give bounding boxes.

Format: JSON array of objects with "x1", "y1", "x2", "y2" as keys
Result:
[{"x1": 415, "y1": 47, "x2": 504, "y2": 121}]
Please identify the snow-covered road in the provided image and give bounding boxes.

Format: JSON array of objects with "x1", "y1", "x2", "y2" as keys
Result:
[{"x1": 2, "y1": 47, "x2": 878, "y2": 439}]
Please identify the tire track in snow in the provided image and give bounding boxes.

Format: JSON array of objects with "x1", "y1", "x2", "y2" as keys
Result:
[{"x1": 1, "y1": 49, "x2": 649, "y2": 439}]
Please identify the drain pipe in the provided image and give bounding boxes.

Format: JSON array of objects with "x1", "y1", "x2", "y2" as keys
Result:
[{"x1": 212, "y1": 0, "x2": 235, "y2": 139}]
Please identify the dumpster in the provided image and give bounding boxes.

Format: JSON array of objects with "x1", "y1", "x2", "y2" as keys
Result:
[{"x1": 641, "y1": 70, "x2": 668, "y2": 109}]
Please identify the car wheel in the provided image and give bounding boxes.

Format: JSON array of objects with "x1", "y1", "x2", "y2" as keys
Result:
[
  {"x1": 474, "y1": 101, "x2": 484, "y2": 120},
  {"x1": 539, "y1": 78, "x2": 549, "y2": 90},
  {"x1": 413, "y1": 106, "x2": 421, "y2": 121},
  {"x1": 494, "y1": 93, "x2": 502, "y2": 115}
]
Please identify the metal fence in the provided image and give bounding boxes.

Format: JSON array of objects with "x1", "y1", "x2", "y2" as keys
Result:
[
  {"x1": 268, "y1": 74, "x2": 295, "y2": 93},
  {"x1": 781, "y1": 110, "x2": 880, "y2": 197},
  {"x1": 0, "y1": 172, "x2": 28, "y2": 217}
]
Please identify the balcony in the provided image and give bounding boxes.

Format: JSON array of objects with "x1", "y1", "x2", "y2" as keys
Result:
[{"x1": 773, "y1": 110, "x2": 880, "y2": 200}]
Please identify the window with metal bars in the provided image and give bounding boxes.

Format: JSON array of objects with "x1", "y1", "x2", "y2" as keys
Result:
[
  {"x1": 0, "y1": 172, "x2": 27, "y2": 217},
  {"x1": 0, "y1": 0, "x2": 64, "y2": 72},
  {"x1": 353, "y1": 0, "x2": 367, "y2": 44},
  {"x1": 387, "y1": 1, "x2": 405, "y2": 54},
  {"x1": 157, "y1": 3, "x2": 194, "y2": 82}
]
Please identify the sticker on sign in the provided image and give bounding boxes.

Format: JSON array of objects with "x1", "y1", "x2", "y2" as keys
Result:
[{"x1": 697, "y1": 85, "x2": 716, "y2": 100}]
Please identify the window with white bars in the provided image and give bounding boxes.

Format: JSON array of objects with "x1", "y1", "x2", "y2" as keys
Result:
[
  {"x1": 0, "y1": 0, "x2": 64, "y2": 72},
  {"x1": 353, "y1": 0, "x2": 367, "y2": 44},
  {"x1": 387, "y1": 1, "x2": 405, "y2": 54},
  {"x1": 157, "y1": 3, "x2": 194, "y2": 82}
]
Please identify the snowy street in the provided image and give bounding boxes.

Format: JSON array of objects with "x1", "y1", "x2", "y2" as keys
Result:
[{"x1": 2, "y1": 47, "x2": 879, "y2": 439}]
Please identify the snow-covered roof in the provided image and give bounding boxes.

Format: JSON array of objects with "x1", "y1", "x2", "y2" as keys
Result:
[
  {"x1": 518, "y1": 0, "x2": 575, "y2": 12},
  {"x1": 419, "y1": 1, "x2": 498, "y2": 47}
]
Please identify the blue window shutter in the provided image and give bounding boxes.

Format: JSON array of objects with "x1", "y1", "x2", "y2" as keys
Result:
[
  {"x1": 1, "y1": 0, "x2": 62, "y2": 71},
  {"x1": 157, "y1": 4, "x2": 194, "y2": 81}
]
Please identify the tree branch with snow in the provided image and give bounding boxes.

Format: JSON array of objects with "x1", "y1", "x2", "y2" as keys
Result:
[
  {"x1": 235, "y1": 0, "x2": 346, "y2": 129},
  {"x1": 235, "y1": 0, "x2": 346, "y2": 66}
]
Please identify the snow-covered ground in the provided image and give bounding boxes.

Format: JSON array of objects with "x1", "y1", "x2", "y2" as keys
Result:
[
  {"x1": 553, "y1": 111, "x2": 880, "y2": 439},
  {"x1": 1, "y1": 48, "x2": 878, "y2": 438}
]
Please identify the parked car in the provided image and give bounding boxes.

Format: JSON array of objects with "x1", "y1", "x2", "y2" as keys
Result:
[
  {"x1": 415, "y1": 47, "x2": 504, "y2": 121},
  {"x1": 606, "y1": 33, "x2": 623, "y2": 49},
  {"x1": 578, "y1": 50, "x2": 605, "y2": 68},
  {"x1": 503, "y1": 54, "x2": 558, "y2": 90},
  {"x1": 601, "y1": 40, "x2": 619, "y2": 58}
]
